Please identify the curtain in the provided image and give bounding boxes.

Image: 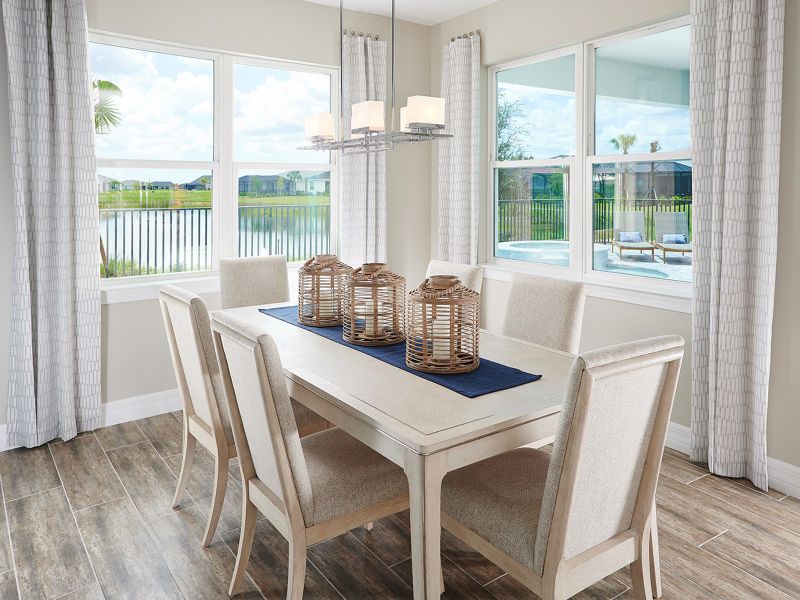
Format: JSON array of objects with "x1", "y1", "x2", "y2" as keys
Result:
[
  {"x1": 3, "y1": 0, "x2": 101, "y2": 446},
  {"x1": 690, "y1": 0, "x2": 785, "y2": 491},
  {"x1": 339, "y1": 34, "x2": 387, "y2": 267},
  {"x1": 437, "y1": 34, "x2": 480, "y2": 264}
]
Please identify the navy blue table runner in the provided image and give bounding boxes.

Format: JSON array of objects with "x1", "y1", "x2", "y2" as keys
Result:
[{"x1": 259, "y1": 305, "x2": 541, "y2": 398}]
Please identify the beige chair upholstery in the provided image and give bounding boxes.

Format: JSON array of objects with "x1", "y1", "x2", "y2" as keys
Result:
[
  {"x1": 441, "y1": 335, "x2": 684, "y2": 600},
  {"x1": 502, "y1": 273, "x2": 585, "y2": 354},
  {"x1": 426, "y1": 259, "x2": 484, "y2": 292},
  {"x1": 219, "y1": 254, "x2": 327, "y2": 436},
  {"x1": 219, "y1": 255, "x2": 290, "y2": 309},
  {"x1": 159, "y1": 285, "x2": 236, "y2": 547},
  {"x1": 211, "y1": 309, "x2": 409, "y2": 597}
]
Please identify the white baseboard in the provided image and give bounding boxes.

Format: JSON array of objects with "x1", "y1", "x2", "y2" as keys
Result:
[
  {"x1": 0, "y1": 388, "x2": 181, "y2": 452},
  {"x1": 666, "y1": 421, "x2": 800, "y2": 499}
]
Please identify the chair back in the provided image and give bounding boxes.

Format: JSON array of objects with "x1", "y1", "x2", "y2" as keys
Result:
[
  {"x1": 211, "y1": 310, "x2": 313, "y2": 523},
  {"x1": 426, "y1": 260, "x2": 484, "y2": 293},
  {"x1": 654, "y1": 212, "x2": 690, "y2": 243},
  {"x1": 613, "y1": 211, "x2": 647, "y2": 242},
  {"x1": 159, "y1": 285, "x2": 232, "y2": 445},
  {"x1": 502, "y1": 273, "x2": 585, "y2": 354},
  {"x1": 220, "y1": 255, "x2": 290, "y2": 309},
  {"x1": 533, "y1": 336, "x2": 684, "y2": 575}
]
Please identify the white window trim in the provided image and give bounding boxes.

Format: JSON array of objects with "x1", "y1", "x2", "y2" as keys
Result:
[
  {"x1": 90, "y1": 31, "x2": 340, "y2": 304},
  {"x1": 483, "y1": 15, "x2": 692, "y2": 314}
]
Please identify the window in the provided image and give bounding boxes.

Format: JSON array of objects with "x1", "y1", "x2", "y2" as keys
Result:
[
  {"x1": 91, "y1": 36, "x2": 336, "y2": 279},
  {"x1": 492, "y1": 52, "x2": 577, "y2": 267},
  {"x1": 489, "y1": 20, "x2": 692, "y2": 287}
]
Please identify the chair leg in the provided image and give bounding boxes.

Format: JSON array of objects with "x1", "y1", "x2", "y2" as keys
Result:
[
  {"x1": 631, "y1": 527, "x2": 654, "y2": 600},
  {"x1": 364, "y1": 522, "x2": 374, "y2": 531},
  {"x1": 439, "y1": 567, "x2": 445, "y2": 595},
  {"x1": 650, "y1": 501, "x2": 663, "y2": 598},
  {"x1": 172, "y1": 423, "x2": 196, "y2": 508},
  {"x1": 229, "y1": 496, "x2": 257, "y2": 597},
  {"x1": 287, "y1": 535, "x2": 307, "y2": 600},
  {"x1": 202, "y1": 450, "x2": 228, "y2": 547}
]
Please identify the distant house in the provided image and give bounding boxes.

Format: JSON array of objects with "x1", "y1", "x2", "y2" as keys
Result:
[
  {"x1": 97, "y1": 174, "x2": 115, "y2": 193},
  {"x1": 120, "y1": 180, "x2": 141, "y2": 191},
  {"x1": 183, "y1": 175, "x2": 212, "y2": 191},
  {"x1": 302, "y1": 171, "x2": 331, "y2": 195},
  {"x1": 148, "y1": 181, "x2": 173, "y2": 190},
  {"x1": 238, "y1": 175, "x2": 296, "y2": 196}
]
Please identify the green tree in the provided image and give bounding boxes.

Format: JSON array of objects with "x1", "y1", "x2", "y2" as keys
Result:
[
  {"x1": 649, "y1": 140, "x2": 661, "y2": 153},
  {"x1": 649, "y1": 140, "x2": 661, "y2": 198},
  {"x1": 609, "y1": 133, "x2": 637, "y2": 155},
  {"x1": 199, "y1": 176, "x2": 211, "y2": 190},
  {"x1": 496, "y1": 90, "x2": 533, "y2": 161},
  {"x1": 93, "y1": 79, "x2": 122, "y2": 134},
  {"x1": 285, "y1": 170, "x2": 302, "y2": 180}
]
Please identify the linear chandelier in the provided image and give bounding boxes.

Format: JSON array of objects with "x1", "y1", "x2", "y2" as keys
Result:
[{"x1": 300, "y1": 0, "x2": 452, "y2": 155}]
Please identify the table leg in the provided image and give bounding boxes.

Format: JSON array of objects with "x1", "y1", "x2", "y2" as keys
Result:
[{"x1": 405, "y1": 451, "x2": 447, "y2": 599}]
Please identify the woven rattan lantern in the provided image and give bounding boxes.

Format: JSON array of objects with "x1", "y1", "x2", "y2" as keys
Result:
[
  {"x1": 406, "y1": 275, "x2": 481, "y2": 374},
  {"x1": 298, "y1": 254, "x2": 352, "y2": 327},
  {"x1": 343, "y1": 263, "x2": 406, "y2": 346}
]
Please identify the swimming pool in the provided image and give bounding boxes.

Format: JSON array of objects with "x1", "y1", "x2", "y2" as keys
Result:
[{"x1": 496, "y1": 240, "x2": 680, "y2": 280}]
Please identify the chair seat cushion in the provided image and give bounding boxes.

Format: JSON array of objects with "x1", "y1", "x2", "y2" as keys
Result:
[
  {"x1": 615, "y1": 241, "x2": 654, "y2": 249},
  {"x1": 301, "y1": 428, "x2": 407, "y2": 525},
  {"x1": 658, "y1": 242, "x2": 693, "y2": 252},
  {"x1": 441, "y1": 448, "x2": 550, "y2": 571}
]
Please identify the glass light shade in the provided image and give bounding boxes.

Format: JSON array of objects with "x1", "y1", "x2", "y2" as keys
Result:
[
  {"x1": 406, "y1": 95, "x2": 445, "y2": 127},
  {"x1": 305, "y1": 112, "x2": 335, "y2": 141},
  {"x1": 351, "y1": 100, "x2": 385, "y2": 132}
]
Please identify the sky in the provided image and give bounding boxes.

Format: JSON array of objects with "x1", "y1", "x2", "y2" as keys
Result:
[{"x1": 90, "y1": 42, "x2": 331, "y2": 184}]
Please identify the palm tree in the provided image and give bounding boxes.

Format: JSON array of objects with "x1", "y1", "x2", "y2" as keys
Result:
[
  {"x1": 93, "y1": 79, "x2": 122, "y2": 134},
  {"x1": 609, "y1": 133, "x2": 637, "y2": 155}
]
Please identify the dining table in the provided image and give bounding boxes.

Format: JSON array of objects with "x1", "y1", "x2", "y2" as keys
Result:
[{"x1": 212, "y1": 302, "x2": 575, "y2": 599}]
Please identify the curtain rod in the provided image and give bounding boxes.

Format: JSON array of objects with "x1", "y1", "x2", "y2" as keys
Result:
[
  {"x1": 343, "y1": 29, "x2": 380, "y2": 40},
  {"x1": 450, "y1": 29, "x2": 480, "y2": 42}
]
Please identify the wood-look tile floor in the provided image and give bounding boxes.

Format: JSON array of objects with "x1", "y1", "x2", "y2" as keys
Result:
[{"x1": 1, "y1": 412, "x2": 799, "y2": 599}]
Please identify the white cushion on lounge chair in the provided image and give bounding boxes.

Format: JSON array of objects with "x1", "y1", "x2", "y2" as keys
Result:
[
  {"x1": 615, "y1": 241, "x2": 655, "y2": 249},
  {"x1": 658, "y1": 242, "x2": 693, "y2": 252}
]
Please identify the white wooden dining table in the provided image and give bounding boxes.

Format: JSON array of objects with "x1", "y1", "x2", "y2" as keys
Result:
[{"x1": 214, "y1": 303, "x2": 575, "y2": 599}]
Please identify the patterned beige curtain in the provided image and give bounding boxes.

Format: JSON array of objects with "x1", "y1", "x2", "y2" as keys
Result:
[
  {"x1": 2, "y1": 0, "x2": 102, "y2": 446},
  {"x1": 339, "y1": 34, "x2": 387, "y2": 267},
  {"x1": 690, "y1": 0, "x2": 785, "y2": 491},
  {"x1": 437, "y1": 33, "x2": 480, "y2": 264}
]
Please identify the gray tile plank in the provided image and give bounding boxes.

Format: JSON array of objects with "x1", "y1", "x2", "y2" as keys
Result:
[
  {"x1": 349, "y1": 514, "x2": 411, "y2": 567},
  {"x1": 149, "y1": 504, "x2": 261, "y2": 599},
  {"x1": 222, "y1": 521, "x2": 340, "y2": 599},
  {"x1": 163, "y1": 447, "x2": 243, "y2": 535},
  {"x1": 0, "y1": 570, "x2": 17, "y2": 600},
  {"x1": 50, "y1": 436, "x2": 126, "y2": 511},
  {"x1": 94, "y1": 422, "x2": 145, "y2": 452},
  {"x1": 136, "y1": 414, "x2": 183, "y2": 458},
  {"x1": 0, "y1": 493, "x2": 12, "y2": 575},
  {"x1": 0, "y1": 447, "x2": 60, "y2": 502},
  {"x1": 392, "y1": 556, "x2": 495, "y2": 599},
  {"x1": 54, "y1": 582, "x2": 104, "y2": 600},
  {"x1": 75, "y1": 497, "x2": 179, "y2": 600},
  {"x1": 106, "y1": 441, "x2": 191, "y2": 523},
  {"x1": 658, "y1": 452, "x2": 708, "y2": 484},
  {"x1": 485, "y1": 571, "x2": 629, "y2": 600},
  {"x1": 6, "y1": 487, "x2": 95, "y2": 600},
  {"x1": 308, "y1": 532, "x2": 412, "y2": 599}
]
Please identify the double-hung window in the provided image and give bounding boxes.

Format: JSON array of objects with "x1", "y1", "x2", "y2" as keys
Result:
[
  {"x1": 489, "y1": 18, "x2": 692, "y2": 290},
  {"x1": 90, "y1": 35, "x2": 336, "y2": 280}
]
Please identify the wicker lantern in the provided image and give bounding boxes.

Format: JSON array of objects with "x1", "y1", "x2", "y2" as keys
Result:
[
  {"x1": 406, "y1": 275, "x2": 481, "y2": 374},
  {"x1": 343, "y1": 263, "x2": 406, "y2": 346},
  {"x1": 297, "y1": 254, "x2": 352, "y2": 327}
]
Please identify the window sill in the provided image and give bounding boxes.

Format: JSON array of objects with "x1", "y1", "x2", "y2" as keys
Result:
[
  {"x1": 481, "y1": 263, "x2": 692, "y2": 314},
  {"x1": 101, "y1": 273, "x2": 221, "y2": 304}
]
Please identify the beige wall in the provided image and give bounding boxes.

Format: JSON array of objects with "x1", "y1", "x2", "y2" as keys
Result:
[{"x1": 430, "y1": 0, "x2": 800, "y2": 467}]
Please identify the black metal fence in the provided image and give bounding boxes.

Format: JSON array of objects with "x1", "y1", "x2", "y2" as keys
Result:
[
  {"x1": 99, "y1": 203, "x2": 330, "y2": 278},
  {"x1": 497, "y1": 197, "x2": 692, "y2": 244}
]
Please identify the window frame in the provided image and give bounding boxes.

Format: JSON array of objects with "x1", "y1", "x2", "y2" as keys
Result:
[
  {"x1": 90, "y1": 31, "x2": 340, "y2": 295},
  {"x1": 484, "y1": 15, "x2": 692, "y2": 307}
]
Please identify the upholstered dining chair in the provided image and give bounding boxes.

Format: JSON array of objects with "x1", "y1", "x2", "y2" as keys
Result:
[
  {"x1": 219, "y1": 255, "x2": 291, "y2": 310},
  {"x1": 440, "y1": 335, "x2": 684, "y2": 600},
  {"x1": 503, "y1": 273, "x2": 585, "y2": 354},
  {"x1": 159, "y1": 285, "x2": 236, "y2": 547},
  {"x1": 426, "y1": 259, "x2": 484, "y2": 292},
  {"x1": 211, "y1": 310, "x2": 409, "y2": 598},
  {"x1": 219, "y1": 255, "x2": 328, "y2": 437}
]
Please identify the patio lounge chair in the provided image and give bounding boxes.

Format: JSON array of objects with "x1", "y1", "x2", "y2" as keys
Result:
[
  {"x1": 612, "y1": 211, "x2": 655, "y2": 260},
  {"x1": 654, "y1": 212, "x2": 693, "y2": 261}
]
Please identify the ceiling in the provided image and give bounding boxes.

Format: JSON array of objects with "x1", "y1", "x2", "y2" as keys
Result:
[{"x1": 303, "y1": 0, "x2": 500, "y2": 26}]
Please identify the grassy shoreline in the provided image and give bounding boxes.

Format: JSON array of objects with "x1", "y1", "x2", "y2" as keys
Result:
[{"x1": 98, "y1": 189, "x2": 330, "y2": 209}]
